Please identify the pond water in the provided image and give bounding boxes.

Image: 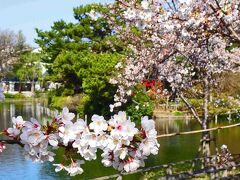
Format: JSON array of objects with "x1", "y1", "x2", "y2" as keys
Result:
[{"x1": 0, "y1": 100, "x2": 239, "y2": 180}]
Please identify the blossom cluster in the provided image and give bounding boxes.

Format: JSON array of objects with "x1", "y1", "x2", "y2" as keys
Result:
[
  {"x1": 1, "y1": 107, "x2": 159, "y2": 176},
  {"x1": 107, "y1": 0, "x2": 240, "y2": 107},
  {"x1": 210, "y1": 145, "x2": 236, "y2": 169},
  {"x1": 0, "y1": 142, "x2": 6, "y2": 152}
]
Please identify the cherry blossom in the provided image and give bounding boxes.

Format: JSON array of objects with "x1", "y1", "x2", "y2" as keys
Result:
[
  {"x1": 221, "y1": 144, "x2": 228, "y2": 150},
  {"x1": 141, "y1": 0, "x2": 149, "y2": 10},
  {"x1": 47, "y1": 134, "x2": 58, "y2": 147},
  {"x1": 0, "y1": 142, "x2": 6, "y2": 153},
  {"x1": 6, "y1": 128, "x2": 20, "y2": 138},
  {"x1": 110, "y1": 120, "x2": 138, "y2": 141},
  {"x1": 139, "y1": 138, "x2": 159, "y2": 156},
  {"x1": 96, "y1": 133, "x2": 109, "y2": 149},
  {"x1": 101, "y1": 150, "x2": 114, "y2": 167},
  {"x1": 106, "y1": 0, "x2": 240, "y2": 138},
  {"x1": 106, "y1": 134, "x2": 123, "y2": 151},
  {"x1": 23, "y1": 141, "x2": 55, "y2": 163},
  {"x1": 6, "y1": 116, "x2": 26, "y2": 137},
  {"x1": 108, "y1": 0, "x2": 240, "y2": 99},
  {"x1": 122, "y1": 157, "x2": 145, "y2": 172},
  {"x1": 12, "y1": 116, "x2": 25, "y2": 129},
  {"x1": 1, "y1": 0, "x2": 239, "y2": 176},
  {"x1": 53, "y1": 163, "x2": 66, "y2": 172},
  {"x1": 114, "y1": 147, "x2": 128, "y2": 160},
  {"x1": 58, "y1": 123, "x2": 77, "y2": 146},
  {"x1": 72, "y1": 132, "x2": 98, "y2": 161},
  {"x1": 19, "y1": 125, "x2": 56, "y2": 163},
  {"x1": 20, "y1": 128, "x2": 46, "y2": 146},
  {"x1": 23, "y1": 118, "x2": 41, "y2": 131},
  {"x1": 0, "y1": 107, "x2": 160, "y2": 175},
  {"x1": 89, "y1": 115, "x2": 108, "y2": 134},
  {"x1": 57, "y1": 107, "x2": 75, "y2": 124},
  {"x1": 64, "y1": 160, "x2": 84, "y2": 176}
]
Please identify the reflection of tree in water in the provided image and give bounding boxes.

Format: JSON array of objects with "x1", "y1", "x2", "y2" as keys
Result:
[
  {"x1": 0, "y1": 101, "x2": 49, "y2": 131},
  {"x1": 155, "y1": 118, "x2": 199, "y2": 134},
  {"x1": 0, "y1": 102, "x2": 12, "y2": 130},
  {"x1": 0, "y1": 101, "x2": 56, "y2": 179},
  {"x1": 155, "y1": 116, "x2": 240, "y2": 177},
  {"x1": 1, "y1": 101, "x2": 240, "y2": 179}
]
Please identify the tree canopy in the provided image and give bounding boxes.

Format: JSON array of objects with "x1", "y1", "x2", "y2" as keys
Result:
[
  {"x1": 15, "y1": 52, "x2": 42, "y2": 81},
  {"x1": 35, "y1": 3, "x2": 125, "y2": 116}
]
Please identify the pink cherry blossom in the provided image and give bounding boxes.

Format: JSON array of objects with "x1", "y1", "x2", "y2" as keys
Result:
[{"x1": 0, "y1": 142, "x2": 6, "y2": 153}]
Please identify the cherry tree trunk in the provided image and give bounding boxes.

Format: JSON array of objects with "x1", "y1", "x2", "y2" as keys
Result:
[
  {"x1": 31, "y1": 80, "x2": 35, "y2": 93},
  {"x1": 202, "y1": 77, "x2": 211, "y2": 158}
]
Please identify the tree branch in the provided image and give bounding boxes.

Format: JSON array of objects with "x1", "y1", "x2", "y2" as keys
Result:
[
  {"x1": 0, "y1": 139, "x2": 23, "y2": 147},
  {"x1": 209, "y1": 3, "x2": 240, "y2": 43},
  {"x1": 179, "y1": 93, "x2": 202, "y2": 125}
]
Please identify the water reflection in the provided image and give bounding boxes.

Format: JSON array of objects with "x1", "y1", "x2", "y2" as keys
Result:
[
  {"x1": 155, "y1": 116, "x2": 240, "y2": 163},
  {"x1": 155, "y1": 117, "x2": 200, "y2": 134},
  {"x1": 0, "y1": 101, "x2": 239, "y2": 179},
  {"x1": 0, "y1": 100, "x2": 52, "y2": 180},
  {"x1": 0, "y1": 100, "x2": 49, "y2": 131}
]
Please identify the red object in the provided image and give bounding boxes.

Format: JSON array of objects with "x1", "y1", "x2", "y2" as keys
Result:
[{"x1": 141, "y1": 80, "x2": 155, "y2": 87}]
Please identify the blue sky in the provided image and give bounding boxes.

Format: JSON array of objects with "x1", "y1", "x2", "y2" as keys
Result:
[{"x1": 0, "y1": 0, "x2": 112, "y2": 47}]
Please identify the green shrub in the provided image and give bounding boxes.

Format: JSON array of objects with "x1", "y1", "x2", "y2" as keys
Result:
[
  {"x1": 4, "y1": 93, "x2": 25, "y2": 99},
  {"x1": 174, "y1": 111, "x2": 184, "y2": 116},
  {"x1": 34, "y1": 90, "x2": 44, "y2": 98},
  {"x1": 62, "y1": 89, "x2": 74, "y2": 96},
  {"x1": 50, "y1": 96, "x2": 68, "y2": 109},
  {"x1": 4, "y1": 93, "x2": 15, "y2": 98},
  {"x1": 124, "y1": 85, "x2": 154, "y2": 125}
]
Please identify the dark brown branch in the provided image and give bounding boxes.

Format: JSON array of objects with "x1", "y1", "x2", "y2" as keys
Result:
[
  {"x1": 214, "y1": 0, "x2": 227, "y2": 15},
  {"x1": 179, "y1": 93, "x2": 202, "y2": 125},
  {"x1": 209, "y1": 3, "x2": 240, "y2": 43},
  {"x1": 171, "y1": 0, "x2": 177, "y2": 11},
  {"x1": 0, "y1": 139, "x2": 23, "y2": 147}
]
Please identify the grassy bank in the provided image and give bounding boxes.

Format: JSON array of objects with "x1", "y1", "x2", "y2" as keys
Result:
[{"x1": 3, "y1": 92, "x2": 47, "y2": 102}]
